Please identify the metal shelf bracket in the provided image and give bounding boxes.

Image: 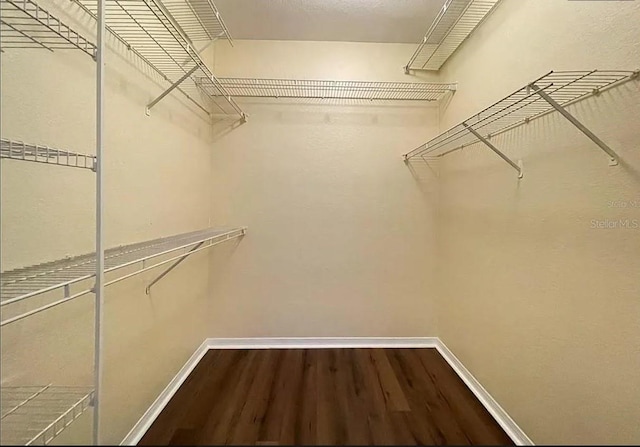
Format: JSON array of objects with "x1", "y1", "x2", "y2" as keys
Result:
[
  {"x1": 145, "y1": 228, "x2": 247, "y2": 294},
  {"x1": 463, "y1": 122, "x2": 523, "y2": 178},
  {"x1": 146, "y1": 65, "x2": 201, "y2": 115},
  {"x1": 529, "y1": 83, "x2": 619, "y2": 166},
  {"x1": 145, "y1": 241, "x2": 204, "y2": 294}
]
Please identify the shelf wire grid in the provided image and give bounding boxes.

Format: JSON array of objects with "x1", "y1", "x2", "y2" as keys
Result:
[
  {"x1": 0, "y1": 0, "x2": 96, "y2": 56},
  {"x1": 405, "y1": 70, "x2": 636, "y2": 160},
  {"x1": 0, "y1": 227, "x2": 246, "y2": 326},
  {"x1": 406, "y1": 0, "x2": 500, "y2": 71},
  {"x1": 1, "y1": 138, "x2": 96, "y2": 170},
  {"x1": 196, "y1": 77, "x2": 457, "y2": 101},
  {"x1": 70, "y1": 0, "x2": 243, "y2": 116},
  {"x1": 0, "y1": 386, "x2": 94, "y2": 445},
  {"x1": 160, "y1": 0, "x2": 232, "y2": 44}
]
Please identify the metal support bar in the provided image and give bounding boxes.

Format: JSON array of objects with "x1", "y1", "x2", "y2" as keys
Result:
[
  {"x1": 530, "y1": 83, "x2": 619, "y2": 166},
  {"x1": 93, "y1": 0, "x2": 105, "y2": 442},
  {"x1": 463, "y1": 123, "x2": 523, "y2": 178},
  {"x1": 145, "y1": 242, "x2": 204, "y2": 294},
  {"x1": 146, "y1": 65, "x2": 200, "y2": 114}
]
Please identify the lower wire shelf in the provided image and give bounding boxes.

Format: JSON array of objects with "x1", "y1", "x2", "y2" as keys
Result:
[
  {"x1": 0, "y1": 227, "x2": 247, "y2": 327},
  {"x1": 0, "y1": 386, "x2": 94, "y2": 445}
]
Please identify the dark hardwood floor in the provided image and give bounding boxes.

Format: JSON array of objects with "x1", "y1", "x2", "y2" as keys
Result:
[{"x1": 139, "y1": 348, "x2": 514, "y2": 445}]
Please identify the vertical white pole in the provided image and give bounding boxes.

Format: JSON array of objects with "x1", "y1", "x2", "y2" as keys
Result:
[{"x1": 93, "y1": 0, "x2": 105, "y2": 443}]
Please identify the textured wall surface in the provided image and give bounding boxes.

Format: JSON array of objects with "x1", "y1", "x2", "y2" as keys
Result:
[
  {"x1": 435, "y1": 0, "x2": 640, "y2": 444},
  {"x1": 0, "y1": 0, "x2": 223, "y2": 443},
  {"x1": 205, "y1": 40, "x2": 441, "y2": 338}
]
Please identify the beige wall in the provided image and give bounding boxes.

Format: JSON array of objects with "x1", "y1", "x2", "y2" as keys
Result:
[
  {"x1": 205, "y1": 40, "x2": 441, "y2": 337},
  {"x1": 435, "y1": 0, "x2": 640, "y2": 444},
  {"x1": 1, "y1": 0, "x2": 223, "y2": 443}
]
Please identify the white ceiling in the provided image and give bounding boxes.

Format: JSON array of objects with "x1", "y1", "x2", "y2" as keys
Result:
[{"x1": 214, "y1": 0, "x2": 447, "y2": 44}]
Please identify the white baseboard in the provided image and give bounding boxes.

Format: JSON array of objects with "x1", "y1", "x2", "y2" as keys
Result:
[
  {"x1": 120, "y1": 339, "x2": 210, "y2": 446},
  {"x1": 121, "y1": 337, "x2": 532, "y2": 446},
  {"x1": 206, "y1": 336, "x2": 439, "y2": 349},
  {"x1": 434, "y1": 340, "x2": 534, "y2": 446}
]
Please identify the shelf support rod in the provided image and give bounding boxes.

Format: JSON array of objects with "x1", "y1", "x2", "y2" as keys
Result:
[
  {"x1": 145, "y1": 241, "x2": 205, "y2": 294},
  {"x1": 462, "y1": 123, "x2": 523, "y2": 178},
  {"x1": 146, "y1": 65, "x2": 200, "y2": 115},
  {"x1": 530, "y1": 83, "x2": 619, "y2": 166},
  {"x1": 93, "y1": 0, "x2": 105, "y2": 441}
]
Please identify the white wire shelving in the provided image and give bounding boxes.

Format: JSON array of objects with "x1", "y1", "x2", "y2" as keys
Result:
[
  {"x1": 1, "y1": 138, "x2": 96, "y2": 170},
  {"x1": 197, "y1": 77, "x2": 457, "y2": 101},
  {"x1": 405, "y1": 0, "x2": 500, "y2": 72},
  {"x1": 70, "y1": 0, "x2": 244, "y2": 118},
  {"x1": 0, "y1": 227, "x2": 246, "y2": 327},
  {"x1": 0, "y1": 385, "x2": 94, "y2": 445},
  {"x1": 161, "y1": 0, "x2": 233, "y2": 45},
  {"x1": 404, "y1": 70, "x2": 638, "y2": 177},
  {"x1": 0, "y1": 0, "x2": 96, "y2": 57}
]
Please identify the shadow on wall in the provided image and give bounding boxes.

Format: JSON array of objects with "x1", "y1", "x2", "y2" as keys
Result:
[
  {"x1": 211, "y1": 116, "x2": 249, "y2": 143},
  {"x1": 221, "y1": 99, "x2": 438, "y2": 129},
  {"x1": 405, "y1": 157, "x2": 441, "y2": 198}
]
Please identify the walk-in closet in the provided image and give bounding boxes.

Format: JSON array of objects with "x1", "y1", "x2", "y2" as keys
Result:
[{"x1": 1, "y1": 0, "x2": 639, "y2": 445}]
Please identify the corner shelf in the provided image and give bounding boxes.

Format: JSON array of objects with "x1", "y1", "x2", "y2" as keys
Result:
[
  {"x1": 1, "y1": 138, "x2": 96, "y2": 170},
  {"x1": 0, "y1": 385, "x2": 94, "y2": 445},
  {"x1": 0, "y1": 227, "x2": 247, "y2": 327},
  {"x1": 405, "y1": 0, "x2": 500, "y2": 72},
  {"x1": 404, "y1": 70, "x2": 638, "y2": 177},
  {"x1": 197, "y1": 77, "x2": 457, "y2": 101},
  {"x1": 70, "y1": 0, "x2": 244, "y2": 118},
  {"x1": 0, "y1": 0, "x2": 96, "y2": 57}
]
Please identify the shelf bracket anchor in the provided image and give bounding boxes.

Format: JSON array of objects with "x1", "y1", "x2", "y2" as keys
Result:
[
  {"x1": 145, "y1": 241, "x2": 205, "y2": 294},
  {"x1": 463, "y1": 123, "x2": 523, "y2": 179},
  {"x1": 529, "y1": 84, "x2": 619, "y2": 166},
  {"x1": 146, "y1": 65, "x2": 199, "y2": 115}
]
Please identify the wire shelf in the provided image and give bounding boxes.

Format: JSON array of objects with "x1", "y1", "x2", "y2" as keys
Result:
[
  {"x1": 0, "y1": 386, "x2": 93, "y2": 445},
  {"x1": 196, "y1": 77, "x2": 457, "y2": 101},
  {"x1": 161, "y1": 0, "x2": 232, "y2": 44},
  {"x1": 404, "y1": 70, "x2": 637, "y2": 160},
  {"x1": 0, "y1": 0, "x2": 96, "y2": 57},
  {"x1": 405, "y1": 0, "x2": 500, "y2": 72},
  {"x1": 0, "y1": 227, "x2": 247, "y2": 326},
  {"x1": 70, "y1": 0, "x2": 243, "y2": 117},
  {"x1": 1, "y1": 138, "x2": 96, "y2": 170}
]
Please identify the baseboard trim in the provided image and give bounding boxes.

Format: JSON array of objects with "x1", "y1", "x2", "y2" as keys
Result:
[
  {"x1": 434, "y1": 339, "x2": 534, "y2": 446},
  {"x1": 120, "y1": 339, "x2": 211, "y2": 446},
  {"x1": 121, "y1": 337, "x2": 533, "y2": 446},
  {"x1": 206, "y1": 336, "x2": 439, "y2": 349}
]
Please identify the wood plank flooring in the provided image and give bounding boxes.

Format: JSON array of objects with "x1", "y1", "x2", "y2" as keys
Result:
[{"x1": 139, "y1": 349, "x2": 514, "y2": 446}]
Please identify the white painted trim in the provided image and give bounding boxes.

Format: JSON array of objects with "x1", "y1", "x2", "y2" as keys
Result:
[
  {"x1": 120, "y1": 337, "x2": 533, "y2": 446},
  {"x1": 434, "y1": 339, "x2": 534, "y2": 446},
  {"x1": 120, "y1": 339, "x2": 210, "y2": 446},
  {"x1": 206, "y1": 336, "x2": 439, "y2": 349}
]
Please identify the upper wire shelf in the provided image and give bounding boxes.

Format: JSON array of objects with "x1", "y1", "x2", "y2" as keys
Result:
[
  {"x1": 161, "y1": 0, "x2": 233, "y2": 45},
  {"x1": 197, "y1": 77, "x2": 457, "y2": 101},
  {"x1": 0, "y1": 0, "x2": 96, "y2": 57},
  {"x1": 404, "y1": 70, "x2": 637, "y2": 162},
  {"x1": 70, "y1": 0, "x2": 244, "y2": 117},
  {"x1": 0, "y1": 227, "x2": 246, "y2": 327},
  {"x1": 405, "y1": 0, "x2": 500, "y2": 72},
  {"x1": 0, "y1": 385, "x2": 94, "y2": 445},
  {"x1": 1, "y1": 138, "x2": 96, "y2": 170}
]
